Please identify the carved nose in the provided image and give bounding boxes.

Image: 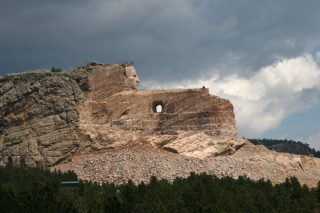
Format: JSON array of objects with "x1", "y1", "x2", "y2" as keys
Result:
[{"x1": 136, "y1": 76, "x2": 140, "y2": 83}]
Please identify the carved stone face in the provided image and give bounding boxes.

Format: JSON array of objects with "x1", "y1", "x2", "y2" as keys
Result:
[{"x1": 125, "y1": 66, "x2": 140, "y2": 89}]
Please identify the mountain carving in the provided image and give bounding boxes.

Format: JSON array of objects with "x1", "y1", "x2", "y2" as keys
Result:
[
  {"x1": 2, "y1": 61, "x2": 320, "y2": 187},
  {"x1": 0, "y1": 62, "x2": 243, "y2": 167}
]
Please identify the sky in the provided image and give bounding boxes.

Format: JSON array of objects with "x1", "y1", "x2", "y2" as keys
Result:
[{"x1": 1, "y1": 0, "x2": 320, "y2": 150}]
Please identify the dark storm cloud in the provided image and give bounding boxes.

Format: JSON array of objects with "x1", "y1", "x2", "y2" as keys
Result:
[{"x1": 1, "y1": 0, "x2": 320, "y2": 83}]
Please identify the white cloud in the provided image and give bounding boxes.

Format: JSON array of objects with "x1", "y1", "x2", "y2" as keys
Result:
[
  {"x1": 305, "y1": 133, "x2": 320, "y2": 151},
  {"x1": 141, "y1": 53, "x2": 320, "y2": 138}
]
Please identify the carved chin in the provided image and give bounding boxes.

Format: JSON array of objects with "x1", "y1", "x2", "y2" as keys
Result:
[
  {"x1": 128, "y1": 78, "x2": 138, "y2": 89},
  {"x1": 131, "y1": 84, "x2": 137, "y2": 89}
]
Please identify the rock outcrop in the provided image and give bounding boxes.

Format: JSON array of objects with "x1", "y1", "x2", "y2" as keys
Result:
[{"x1": 0, "y1": 62, "x2": 243, "y2": 167}]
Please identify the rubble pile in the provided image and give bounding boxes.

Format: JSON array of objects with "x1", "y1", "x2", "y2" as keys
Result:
[{"x1": 52, "y1": 144, "x2": 320, "y2": 188}]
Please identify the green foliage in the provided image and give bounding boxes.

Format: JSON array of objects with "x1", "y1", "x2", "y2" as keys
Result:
[
  {"x1": 249, "y1": 138, "x2": 302, "y2": 147},
  {"x1": 249, "y1": 138, "x2": 320, "y2": 158},
  {"x1": 51, "y1": 67, "x2": 62, "y2": 72},
  {"x1": 7, "y1": 156, "x2": 14, "y2": 168},
  {"x1": 314, "y1": 150, "x2": 320, "y2": 158},
  {"x1": 20, "y1": 156, "x2": 26, "y2": 168},
  {"x1": 3, "y1": 137, "x2": 23, "y2": 144},
  {"x1": 0, "y1": 167, "x2": 319, "y2": 212},
  {"x1": 3, "y1": 137, "x2": 14, "y2": 143},
  {"x1": 0, "y1": 165, "x2": 77, "y2": 190}
]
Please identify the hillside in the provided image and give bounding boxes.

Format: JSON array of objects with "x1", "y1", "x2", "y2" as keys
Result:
[
  {"x1": 248, "y1": 139, "x2": 320, "y2": 157},
  {"x1": 51, "y1": 142, "x2": 320, "y2": 188},
  {"x1": 2, "y1": 62, "x2": 320, "y2": 188}
]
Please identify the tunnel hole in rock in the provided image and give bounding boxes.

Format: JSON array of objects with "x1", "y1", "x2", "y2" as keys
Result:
[
  {"x1": 153, "y1": 101, "x2": 164, "y2": 113},
  {"x1": 156, "y1": 104, "x2": 162, "y2": 113}
]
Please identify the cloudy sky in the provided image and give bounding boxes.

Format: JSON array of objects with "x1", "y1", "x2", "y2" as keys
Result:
[{"x1": 1, "y1": 1, "x2": 320, "y2": 149}]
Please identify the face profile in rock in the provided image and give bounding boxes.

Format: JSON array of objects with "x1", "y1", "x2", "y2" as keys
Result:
[{"x1": 125, "y1": 66, "x2": 140, "y2": 89}]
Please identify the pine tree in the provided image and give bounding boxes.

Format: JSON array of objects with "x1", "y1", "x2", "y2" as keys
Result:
[{"x1": 20, "y1": 156, "x2": 26, "y2": 168}]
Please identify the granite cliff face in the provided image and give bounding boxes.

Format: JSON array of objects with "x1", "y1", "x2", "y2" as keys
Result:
[
  {"x1": 0, "y1": 62, "x2": 243, "y2": 167},
  {"x1": 0, "y1": 68, "x2": 85, "y2": 167}
]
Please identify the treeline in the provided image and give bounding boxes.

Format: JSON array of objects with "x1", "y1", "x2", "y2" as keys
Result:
[
  {"x1": 1, "y1": 165, "x2": 320, "y2": 212},
  {"x1": 51, "y1": 67, "x2": 62, "y2": 72},
  {"x1": 250, "y1": 138, "x2": 307, "y2": 147},
  {"x1": 0, "y1": 164, "x2": 77, "y2": 190},
  {"x1": 248, "y1": 138, "x2": 320, "y2": 158}
]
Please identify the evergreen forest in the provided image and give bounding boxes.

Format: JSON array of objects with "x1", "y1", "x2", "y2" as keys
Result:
[
  {"x1": 1, "y1": 164, "x2": 320, "y2": 212},
  {"x1": 248, "y1": 138, "x2": 320, "y2": 158},
  {"x1": 51, "y1": 67, "x2": 62, "y2": 72}
]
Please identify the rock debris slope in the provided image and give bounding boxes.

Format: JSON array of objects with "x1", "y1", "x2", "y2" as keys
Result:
[{"x1": 52, "y1": 143, "x2": 320, "y2": 188}]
